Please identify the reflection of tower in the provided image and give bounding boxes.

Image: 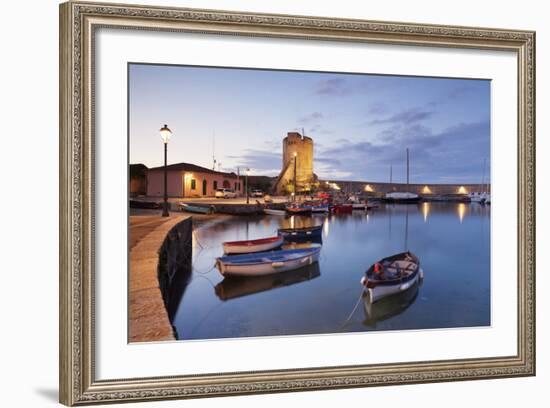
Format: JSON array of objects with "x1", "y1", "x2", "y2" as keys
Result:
[{"x1": 274, "y1": 132, "x2": 314, "y2": 194}]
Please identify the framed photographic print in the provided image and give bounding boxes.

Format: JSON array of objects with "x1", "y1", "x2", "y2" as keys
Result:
[{"x1": 59, "y1": 1, "x2": 536, "y2": 405}]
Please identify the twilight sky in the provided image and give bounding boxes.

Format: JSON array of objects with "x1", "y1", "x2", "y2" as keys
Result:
[{"x1": 129, "y1": 64, "x2": 490, "y2": 184}]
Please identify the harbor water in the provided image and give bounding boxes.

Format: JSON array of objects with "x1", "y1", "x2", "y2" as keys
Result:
[{"x1": 170, "y1": 202, "x2": 491, "y2": 340}]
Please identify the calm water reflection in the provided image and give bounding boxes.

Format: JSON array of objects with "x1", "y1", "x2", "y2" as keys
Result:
[{"x1": 171, "y1": 202, "x2": 491, "y2": 340}]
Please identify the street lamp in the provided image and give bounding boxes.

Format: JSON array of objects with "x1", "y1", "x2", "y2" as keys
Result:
[
  {"x1": 160, "y1": 124, "x2": 171, "y2": 217},
  {"x1": 245, "y1": 168, "x2": 250, "y2": 204},
  {"x1": 293, "y1": 151, "x2": 298, "y2": 201}
]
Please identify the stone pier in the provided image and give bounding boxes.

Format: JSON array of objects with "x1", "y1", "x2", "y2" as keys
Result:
[{"x1": 129, "y1": 214, "x2": 192, "y2": 343}]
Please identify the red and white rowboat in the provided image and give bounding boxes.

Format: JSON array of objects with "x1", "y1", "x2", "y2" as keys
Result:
[{"x1": 222, "y1": 235, "x2": 284, "y2": 255}]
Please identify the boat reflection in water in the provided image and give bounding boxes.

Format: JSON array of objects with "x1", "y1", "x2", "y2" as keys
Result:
[
  {"x1": 362, "y1": 280, "x2": 421, "y2": 327},
  {"x1": 215, "y1": 262, "x2": 320, "y2": 301}
]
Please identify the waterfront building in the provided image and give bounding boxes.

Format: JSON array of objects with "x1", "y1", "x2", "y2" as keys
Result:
[
  {"x1": 146, "y1": 162, "x2": 243, "y2": 198},
  {"x1": 129, "y1": 163, "x2": 148, "y2": 196},
  {"x1": 273, "y1": 132, "x2": 316, "y2": 195}
]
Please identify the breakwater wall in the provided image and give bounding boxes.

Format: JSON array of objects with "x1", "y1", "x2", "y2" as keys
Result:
[
  {"x1": 320, "y1": 180, "x2": 490, "y2": 196},
  {"x1": 129, "y1": 215, "x2": 192, "y2": 342}
]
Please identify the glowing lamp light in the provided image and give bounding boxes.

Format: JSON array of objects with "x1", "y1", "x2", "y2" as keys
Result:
[
  {"x1": 422, "y1": 185, "x2": 432, "y2": 194},
  {"x1": 364, "y1": 184, "x2": 374, "y2": 192},
  {"x1": 458, "y1": 202, "x2": 466, "y2": 223},
  {"x1": 160, "y1": 124, "x2": 172, "y2": 144},
  {"x1": 457, "y1": 186, "x2": 468, "y2": 194}
]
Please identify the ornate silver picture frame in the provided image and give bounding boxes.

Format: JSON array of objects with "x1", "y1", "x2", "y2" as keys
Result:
[{"x1": 59, "y1": 1, "x2": 535, "y2": 405}]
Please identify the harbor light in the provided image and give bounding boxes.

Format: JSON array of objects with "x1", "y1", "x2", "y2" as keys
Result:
[
  {"x1": 364, "y1": 184, "x2": 374, "y2": 192},
  {"x1": 159, "y1": 124, "x2": 172, "y2": 217},
  {"x1": 457, "y1": 186, "x2": 468, "y2": 194},
  {"x1": 422, "y1": 185, "x2": 432, "y2": 194},
  {"x1": 160, "y1": 124, "x2": 171, "y2": 144}
]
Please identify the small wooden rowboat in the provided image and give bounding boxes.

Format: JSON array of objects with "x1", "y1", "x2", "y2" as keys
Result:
[
  {"x1": 360, "y1": 251, "x2": 424, "y2": 303},
  {"x1": 277, "y1": 225, "x2": 323, "y2": 240},
  {"x1": 222, "y1": 236, "x2": 284, "y2": 255},
  {"x1": 264, "y1": 208, "x2": 286, "y2": 216},
  {"x1": 215, "y1": 246, "x2": 321, "y2": 276},
  {"x1": 179, "y1": 203, "x2": 214, "y2": 214}
]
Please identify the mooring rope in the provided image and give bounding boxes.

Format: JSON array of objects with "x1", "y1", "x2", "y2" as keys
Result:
[
  {"x1": 192, "y1": 262, "x2": 217, "y2": 275},
  {"x1": 339, "y1": 288, "x2": 365, "y2": 330}
]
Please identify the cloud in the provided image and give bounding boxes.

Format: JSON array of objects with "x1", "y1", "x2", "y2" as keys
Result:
[
  {"x1": 314, "y1": 78, "x2": 349, "y2": 96},
  {"x1": 427, "y1": 84, "x2": 477, "y2": 108},
  {"x1": 226, "y1": 149, "x2": 281, "y2": 176},
  {"x1": 369, "y1": 107, "x2": 435, "y2": 126},
  {"x1": 298, "y1": 112, "x2": 323, "y2": 123},
  {"x1": 313, "y1": 120, "x2": 490, "y2": 183}
]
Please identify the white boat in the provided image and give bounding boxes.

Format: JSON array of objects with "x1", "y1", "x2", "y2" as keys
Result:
[
  {"x1": 216, "y1": 246, "x2": 321, "y2": 277},
  {"x1": 468, "y1": 192, "x2": 490, "y2": 203},
  {"x1": 360, "y1": 251, "x2": 423, "y2": 303},
  {"x1": 311, "y1": 204, "x2": 329, "y2": 213},
  {"x1": 264, "y1": 208, "x2": 286, "y2": 216},
  {"x1": 383, "y1": 191, "x2": 420, "y2": 203},
  {"x1": 222, "y1": 235, "x2": 284, "y2": 255},
  {"x1": 351, "y1": 203, "x2": 366, "y2": 210},
  {"x1": 383, "y1": 149, "x2": 420, "y2": 203}
]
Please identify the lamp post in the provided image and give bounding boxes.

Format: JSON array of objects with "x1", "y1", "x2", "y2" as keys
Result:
[
  {"x1": 160, "y1": 124, "x2": 172, "y2": 217},
  {"x1": 293, "y1": 151, "x2": 297, "y2": 201},
  {"x1": 245, "y1": 168, "x2": 250, "y2": 204}
]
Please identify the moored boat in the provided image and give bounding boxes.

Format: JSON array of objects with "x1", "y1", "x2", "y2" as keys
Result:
[
  {"x1": 286, "y1": 204, "x2": 313, "y2": 215},
  {"x1": 277, "y1": 224, "x2": 323, "y2": 240},
  {"x1": 351, "y1": 202, "x2": 366, "y2": 210},
  {"x1": 264, "y1": 208, "x2": 287, "y2": 216},
  {"x1": 311, "y1": 205, "x2": 329, "y2": 213},
  {"x1": 331, "y1": 204, "x2": 353, "y2": 214},
  {"x1": 215, "y1": 246, "x2": 321, "y2": 277},
  {"x1": 222, "y1": 235, "x2": 284, "y2": 255},
  {"x1": 382, "y1": 192, "x2": 420, "y2": 203},
  {"x1": 179, "y1": 203, "x2": 214, "y2": 214},
  {"x1": 360, "y1": 251, "x2": 423, "y2": 303}
]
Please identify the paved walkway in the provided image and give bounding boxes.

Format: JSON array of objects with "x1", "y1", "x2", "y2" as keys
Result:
[{"x1": 129, "y1": 214, "x2": 191, "y2": 343}]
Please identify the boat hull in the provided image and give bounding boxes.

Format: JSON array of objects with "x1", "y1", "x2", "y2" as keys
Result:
[
  {"x1": 361, "y1": 251, "x2": 422, "y2": 303},
  {"x1": 264, "y1": 208, "x2": 286, "y2": 216},
  {"x1": 365, "y1": 269, "x2": 423, "y2": 303},
  {"x1": 331, "y1": 204, "x2": 353, "y2": 214},
  {"x1": 223, "y1": 236, "x2": 284, "y2": 255},
  {"x1": 277, "y1": 225, "x2": 323, "y2": 240},
  {"x1": 216, "y1": 247, "x2": 321, "y2": 277},
  {"x1": 179, "y1": 203, "x2": 214, "y2": 214},
  {"x1": 286, "y1": 207, "x2": 312, "y2": 215}
]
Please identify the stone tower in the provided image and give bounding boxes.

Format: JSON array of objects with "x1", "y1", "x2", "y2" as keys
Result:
[{"x1": 274, "y1": 132, "x2": 314, "y2": 195}]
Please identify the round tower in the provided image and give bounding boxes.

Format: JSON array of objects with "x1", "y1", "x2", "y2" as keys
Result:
[{"x1": 281, "y1": 132, "x2": 314, "y2": 193}]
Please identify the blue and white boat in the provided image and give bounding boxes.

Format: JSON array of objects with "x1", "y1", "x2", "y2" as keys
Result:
[
  {"x1": 179, "y1": 203, "x2": 214, "y2": 214},
  {"x1": 277, "y1": 225, "x2": 323, "y2": 240},
  {"x1": 215, "y1": 246, "x2": 321, "y2": 277}
]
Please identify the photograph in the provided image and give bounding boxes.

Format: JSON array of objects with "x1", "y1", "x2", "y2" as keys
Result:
[{"x1": 128, "y1": 64, "x2": 491, "y2": 342}]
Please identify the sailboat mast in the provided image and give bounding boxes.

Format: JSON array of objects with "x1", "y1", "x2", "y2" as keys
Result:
[
  {"x1": 406, "y1": 148, "x2": 410, "y2": 192},
  {"x1": 390, "y1": 163, "x2": 393, "y2": 190}
]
